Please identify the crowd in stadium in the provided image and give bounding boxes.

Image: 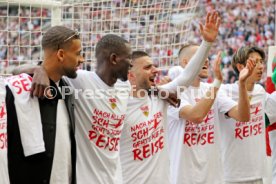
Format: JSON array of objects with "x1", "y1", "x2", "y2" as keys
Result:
[
  {"x1": 1, "y1": 9, "x2": 276, "y2": 184},
  {"x1": 189, "y1": 0, "x2": 275, "y2": 85},
  {"x1": 0, "y1": 1, "x2": 276, "y2": 184},
  {"x1": 0, "y1": 6, "x2": 50, "y2": 70},
  {"x1": 0, "y1": 1, "x2": 275, "y2": 85}
]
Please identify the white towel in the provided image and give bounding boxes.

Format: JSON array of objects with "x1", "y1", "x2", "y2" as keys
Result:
[
  {"x1": 0, "y1": 77, "x2": 10, "y2": 184},
  {"x1": 6, "y1": 73, "x2": 45, "y2": 156}
]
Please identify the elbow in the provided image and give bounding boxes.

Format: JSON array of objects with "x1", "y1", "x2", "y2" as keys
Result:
[
  {"x1": 190, "y1": 116, "x2": 205, "y2": 124},
  {"x1": 238, "y1": 114, "x2": 250, "y2": 122},
  {"x1": 179, "y1": 110, "x2": 206, "y2": 124},
  {"x1": 241, "y1": 116, "x2": 250, "y2": 122},
  {"x1": 180, "y1": 114, "x2": 204, "y2": 124}
]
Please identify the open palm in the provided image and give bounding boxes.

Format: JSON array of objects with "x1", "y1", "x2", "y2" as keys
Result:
[
  {"x1": 200, "y1": 11, "x2": 221, "y2": 42},
  {"x1": 213, "y1": 51, "x2": 223, "y2": 81},
  {"x1": 239, "y1": 59, "x2": 256, "y2": 82}
]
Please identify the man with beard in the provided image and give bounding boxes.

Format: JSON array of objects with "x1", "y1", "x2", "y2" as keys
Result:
[
  {"x1": 6, "y1": 26, "x2": 83, "y2": 184},
  {"x1": 217, "y1": 46, "x2": 269, "y2": 184},
  {"x1": 119, "y1": 11, "x2": 221, "y2": 184},
  {"x1": 167, "y1": 44, "x2": 255, "y2": 184},
  {"x1": 14, "y1": 34, "x2": 133, "y2": 183},
  {"x1": 61, "y1": 34, "x2": 132, "y2": 184},
  {"x1": 16, "y1": 11, "x2": 219, "y2": 184}
]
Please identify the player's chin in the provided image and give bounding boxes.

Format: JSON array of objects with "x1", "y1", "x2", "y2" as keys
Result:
[
  {"x1": 254, "y1": 73, "x2": 262, "y2": 81},
  {"x1": 199, "y1": 73, "x2": 208, "y2": 79},
  {"x1": 66, "y1": 71, "x2": 78, "y2": 79},
  {"x1": 255, "y1": 76, "x2": 262, "y2": 82},
  {"x1": 117, "y1": 70, "x2": 128, "y2": 81},
  {"x1": 120, "y1": 74, "x2": 128, "y2": 81}
]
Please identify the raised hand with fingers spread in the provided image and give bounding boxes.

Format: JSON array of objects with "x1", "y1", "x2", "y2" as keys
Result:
[{"x1": 199, "y1": 11, "x2": 221, "y2": 42}]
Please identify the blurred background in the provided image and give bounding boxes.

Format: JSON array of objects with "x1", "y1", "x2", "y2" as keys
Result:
[{"x1": 0, "y1": 0, "x2": 275, "y2": 87}]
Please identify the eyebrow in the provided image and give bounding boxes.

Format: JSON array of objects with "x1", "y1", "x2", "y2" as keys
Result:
[{"x1": 143, "y1": 64, "x2": 152, "y2": 68}]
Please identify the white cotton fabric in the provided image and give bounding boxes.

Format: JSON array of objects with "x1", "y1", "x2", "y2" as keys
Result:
[
  {"x1": 218, "y1": 83, "x2": 267, "y2": 182},
  {"x1": 120, "y1": 96, "x2": 170, "y2": 184},
  {"x1": 66, "y1": 70, "x2": 130, "y2": 184},
  {"x1": 168, "y1": 82, "x2": 236, "y2": 184},
  {"x1": 6, "y1": 74, "x2": 45, "y2": 156},
  {"x1": 0, "y1": 78, "x2": 10, "y2": 184}
]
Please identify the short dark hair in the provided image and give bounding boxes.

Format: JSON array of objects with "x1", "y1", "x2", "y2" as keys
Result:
[
  {"x1": 232, "y1": 46, "x2": 265, "y2": 75},
  {"x1": 42, "y1": 26, "x2": 80, "y2": 50},
  {"x1": 95, "y1": 34, "x2": 129, "y2": 61},
  {"x1": 132, "y1": 51, "x2": 149, "y2": 60}
]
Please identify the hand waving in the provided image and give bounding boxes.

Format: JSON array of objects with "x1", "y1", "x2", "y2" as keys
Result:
[
  {"x1": 213, "y1": 51, "x2": 223, "y2": 81},
  {"x1": 199, "y1": 11, "x2": 221, "y2": 42},
  {"x1": 239, "y1": 58, "x2": 256, "y2": 83}
]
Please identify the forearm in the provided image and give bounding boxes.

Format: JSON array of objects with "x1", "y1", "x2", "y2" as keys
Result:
[
  {"x1": 160, "y1": 40, "x2": 212, "y2": 91},
  {"x1": 12, "y1": 64, "x2": 50, "y2": 98},
  {"x1": 236, "y1": 82, "x2": 250, "y2": 122},
  {"x1": 12, "y1": 64, "x2": 38, "y2": 75},
  {"x1": 180, "y1": 87, "x2": 218, "y2": 123}
]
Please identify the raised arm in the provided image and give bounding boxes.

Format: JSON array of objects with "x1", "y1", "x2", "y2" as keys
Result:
[
  {"x1": 161, "y1": 11, "x2": 221, "y2": 92},
  {"x1": 179, "y1": 52, "x2": 223, "y2": 123}
]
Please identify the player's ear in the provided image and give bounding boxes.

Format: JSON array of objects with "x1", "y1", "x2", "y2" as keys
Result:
[
  {"x1": 181, "y1": 59, "x2": 188, "y2": 67},
  {"x1": 57, "y1": 49, "x2": 65, "y2": 62},
  {"x1": 110, "y1": 53, "x2": 117, "y2": 65}
]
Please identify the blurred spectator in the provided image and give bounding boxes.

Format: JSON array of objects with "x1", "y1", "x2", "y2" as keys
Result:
[
  {"x1": 188, "y1": 0, "x2": 274, "y2": 86},
  {"x1": 0, "y1": 0, "x2": 274, "y2": 85},
  {"x1": 0, "y1": 1, "x2": 198, "y2": 73}
]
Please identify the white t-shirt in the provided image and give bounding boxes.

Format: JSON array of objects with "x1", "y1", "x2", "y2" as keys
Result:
[
  {"x1": 65, "y1": 70, "x2": 130, "y2": 184},
  {"x1": 0, "y1": 79, "x2": 9, "y2": 184},
  {"x1": 119, "y1": 40, "x2": 212, "y2": 184},
  {"x1": 50, "y1": 100, "x2": 72, "y2": 184},
  {"x1": 168, "y1": 82, "x2": 236, "y2": 184},
  {"x1": 266, "y1": 91, "x2": 276, "y2": 184},
  {"x1": 218, "y1": 83, "x2": 267, "y2": 182},
  {"x1": 120, "y1": 96, "x2": 170, "y2": 184}
]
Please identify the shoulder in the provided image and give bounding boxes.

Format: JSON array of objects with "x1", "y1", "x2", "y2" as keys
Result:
[
  {"x1": 115, "y1": 80, "x2": 131, "y2": 90},
  {"x1": 75, "y1": 70, "x2": 95, "y2": 81},
  {"x1": 254, "y1": 84, "x2": 266, "y2": 93},
  {"x1": 168, "y1": 66, "x2": 182, "y2": 80},
  {"x1": 270, "y1": 91, "x2": 276, "y2": 99}
]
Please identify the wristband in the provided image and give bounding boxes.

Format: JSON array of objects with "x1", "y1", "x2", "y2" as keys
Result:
[{"x1": 212, "y1": 78, "x2": 222, "y2": 88}]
